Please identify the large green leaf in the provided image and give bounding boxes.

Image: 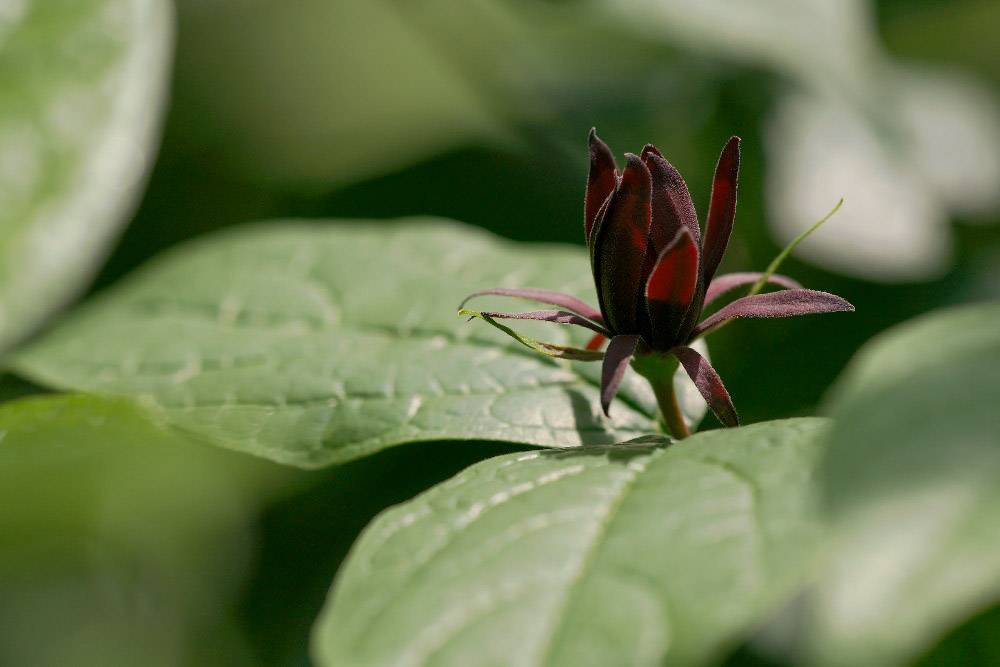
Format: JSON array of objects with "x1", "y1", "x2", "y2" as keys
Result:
[
  {"x1": 804, "y1": 302, "x2": 1000, "y2": 665},
  {"x1": 9, "y1": 220, "x2": 714, "y2": 468},
  {"x1": 0, "y1": 0, "x2": 172, "y2": 354},
  {"x1": 312, "y1": 418, "x2": 829, "y2": 666}
]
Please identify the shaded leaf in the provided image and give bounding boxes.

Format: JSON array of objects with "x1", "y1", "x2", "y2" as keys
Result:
[
  {"x1": 0, "y1": 393, "x2": 284, "y2": 665},
  {"x1": 0, "y1": 0, "x2": 172, "y2": 354},
  {"x1": 312, "y1": 418, "x2": 830, "y2": 666},
  {"x1": 804, "y1": 302, "x2": 1000, "y2": 665}
]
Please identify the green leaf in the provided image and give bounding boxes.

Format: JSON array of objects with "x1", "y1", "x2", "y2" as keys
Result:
[
  {"x1": 312, "y1": 418, "x2": 829, "y2": 666},
  {"x1": 10, "y1": 220, "x2": 710, "y2": 468},
  {"x1": 0, "y1": 0, "x2": 172, "y2": 354},
  {"x1": 805, "y1": 302, "x2": 1000, "y2": 665}
]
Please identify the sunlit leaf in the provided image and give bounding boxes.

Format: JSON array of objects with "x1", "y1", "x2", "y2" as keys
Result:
[
  {"x1": 0, "y1": 0, "x2": 172, "y2": 354},
  {"x1": 313, "y1": 418, "x2": 829, "y2": 666},
  {"x1": 10, "y1": 220, "x2": 712, "y2": 468}
]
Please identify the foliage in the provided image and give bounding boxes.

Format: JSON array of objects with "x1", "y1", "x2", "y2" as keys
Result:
[
  {"x1": 313, "y1": 419, "x2": 829, "y2": 666},
  {"x1": 0, "y1": 0, "x2": 171, "y2": 354},
  {"x1": 0, "y1": 0, "x2": 998, "y2": 665}
]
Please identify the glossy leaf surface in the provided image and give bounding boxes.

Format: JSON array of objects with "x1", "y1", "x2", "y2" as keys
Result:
[{"x1": 314, "y1": 418, "x2": 829, "y2": 666}]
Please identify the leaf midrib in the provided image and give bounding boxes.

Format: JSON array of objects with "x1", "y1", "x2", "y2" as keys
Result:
[{"x1": 532, "y1": 446, "x2": 668, "y2": 666}]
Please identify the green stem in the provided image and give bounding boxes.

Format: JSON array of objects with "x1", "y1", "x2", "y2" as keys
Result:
[
  {"x1": 649, "y1": 372, "x2": 691, "y2": 439},
  {"x1": 633, "y1": 351, "x2": 690, "y2": 439}
]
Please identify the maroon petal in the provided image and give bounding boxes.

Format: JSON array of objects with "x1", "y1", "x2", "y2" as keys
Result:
[
  {"x1": 643, "y1": 149, "x2": 702, "y2": 254},
  {"x1": 588, "y1": 192, "x2": 614, "y2": 266},
  {"x1": 460, "y1": 288, "x2": 603, "y2": 324},
  {"x1": 586, "y1": 128, "x2": 618, "y2": 242},
  {"x1": 474, "y1": 309, "x2": 612, "y2": 337},
  {"x1": 693, "y1": 289, "x2": 855, "y2": 338},
  {"x1": 671, "y1": 346, "x2": 739, "y2": 427},
  {"x1": 702, "y1": 137, "x2": 740, "y2": 285},
  {"x1": 592, "y1": 153, "x2": 652, "y2": 335},
  {"x1": 640, "y1": 144, "x2": 661, "y2": 160},
  {"x1": 643, "y1": 149, "x2": 706, "y2": 342},
  {"x1": 600, "y1": 334, "x2": 640, "y2": 416},
  {"x1": 585, "y1": 333, "x2": 607, "y2": 351},
  {"x1": 703, "y1": 272, "x2": 802, "y2": 306},
  {"x1": 645, "y1": 227, "x2": 698, "y2": 350}
]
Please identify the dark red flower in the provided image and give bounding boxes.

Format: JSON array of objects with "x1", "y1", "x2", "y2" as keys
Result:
[{"x1": 460, "y1": 130, "x2": 854, "y2": 435}]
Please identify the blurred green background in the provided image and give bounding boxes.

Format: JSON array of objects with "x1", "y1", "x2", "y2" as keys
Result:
[{"x1": 2, "y1": 0, "x2": 998, "y2": 664}]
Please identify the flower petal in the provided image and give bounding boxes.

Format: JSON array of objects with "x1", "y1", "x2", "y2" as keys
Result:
[
  {"x1": 459, "y1": 287, "x2": 603, "y2": 323},
  {"x1": 703, "y1": 272, "x2": 802, "y2": 306},
  {"x1": 671, "y1": 345, "x2": 739, "y2": 427},
  {"x1": 645, "y1": 227, "x2": 698, "y2": 350},
  {"x1": 692, "y1": 288, "x2": 856, "y2": 339},
  {"x1": 643, "y1": 149, "x2": 702, "y2": 253},
  {"x1": 585, "y1": 333, "x2": 607, "y2": 351},
  {"x1": 592, "y1": 153, "x2": 652, "y2": 335},
  {"x1": 643, "y1": 148, "x2": 707, "y2": 342},
  {"x1": 586, "y1": 128, "x2": 618, "y2": 241},
  {"x1": 600, "y1": 334, "x2": 640, "y2": 416},
  {"x1": 702, "y1": 137, "x2": 740, "y2": 285},
  {"x1": 588, "y1": 193, "x2": 614, "y2": 267},
  {"x1": 473, "y1": 309, "x2": 611, "y2": 337},
  {"x1": 459, "y1": 310, "x2": 605, "y2": 361}
]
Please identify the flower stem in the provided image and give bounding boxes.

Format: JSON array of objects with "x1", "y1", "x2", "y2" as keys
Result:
[
  {"x1": 632, "y1": 351, "x2": 691, "y2": 440},
  {"x1": 650, "y1": 373, "x2": 691, "y2": 439}
]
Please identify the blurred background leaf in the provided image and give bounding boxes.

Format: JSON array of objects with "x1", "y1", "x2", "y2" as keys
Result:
[
  {"x1": 0, "y1": 0, "x2": 172, "y2": 355},
  {"x1": 799, "y1": 302, "x2": 1000, "y2": 665},
  {"x1": 0, "y1": 394, "x2": 290, "y2": 666},
  {"x1": 603, "y1": 0, "x2": 1000, "y2": 281}
]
